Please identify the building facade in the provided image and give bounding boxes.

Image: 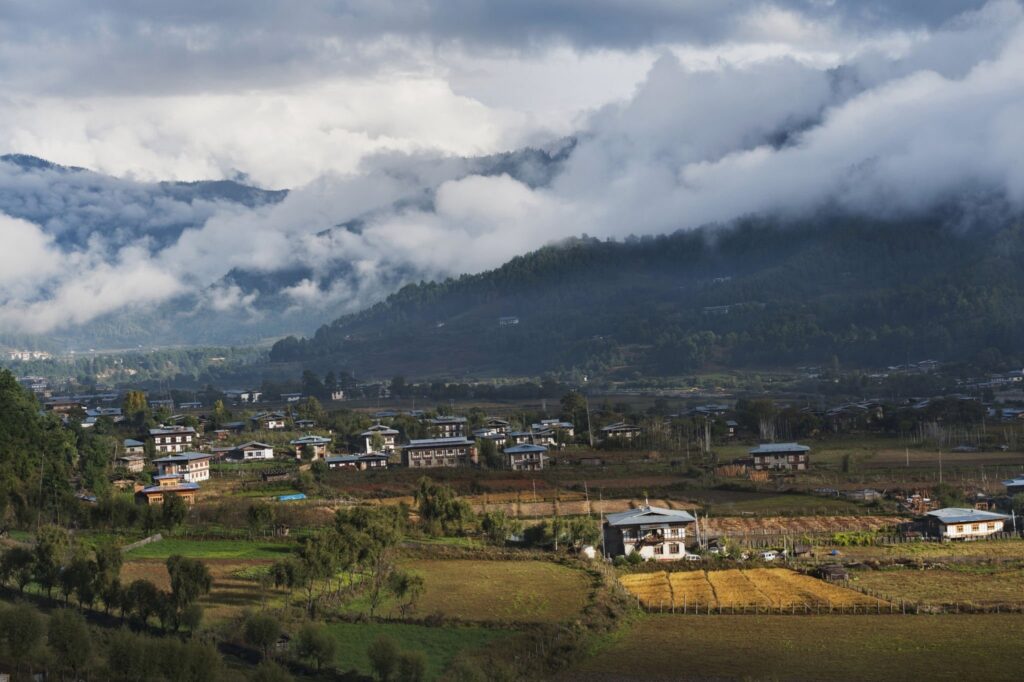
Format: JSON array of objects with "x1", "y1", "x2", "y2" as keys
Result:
[
  {"x1": 748, "y1": 443, "x2": 811, "y2": 471},
  {"x1": 602, "y1": 505, "x2": 697, "y2": 561},
  {"x1": 924, "y1": 508, "x2": 1010, "y2": 540},
  {"x1": 152, "y1": 452, "x2": 211, "y2": 483},
  {"x1": 148, "y1": 426, "x2": 197, "y2": 454},
  {"x1": 402, "y1": 437, "x2": 478, "y2": 468},
  {"x1": 504, "y1": 444, "x2": 548, "y2": 471}
]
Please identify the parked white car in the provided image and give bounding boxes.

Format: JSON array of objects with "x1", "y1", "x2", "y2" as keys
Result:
[
  {"x1": 759, "y1": 550, "x2": 779, "y2": 562},
  {"x1": 682, "y1": 553, "x2": 702, "y2": 562}
]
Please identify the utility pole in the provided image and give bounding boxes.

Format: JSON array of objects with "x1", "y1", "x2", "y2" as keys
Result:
[{"x1": 585, "y1": 395, "x2": 594, "y2": 448}]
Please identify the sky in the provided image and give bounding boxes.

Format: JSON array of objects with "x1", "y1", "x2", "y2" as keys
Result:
[{"x1": 2, "y1": 0, "x2": 1023, "y2": 337}]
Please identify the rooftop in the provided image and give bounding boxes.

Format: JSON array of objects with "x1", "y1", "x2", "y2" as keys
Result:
[
  {"x1": 504, "y1": 444, "x2": 548, "y2": 454},
  {"x1": 605, "y1": 505, "x2": 696, "y2": 527},
  {"x1": 749, "y1": 442, "x2": 811, "y2": 454},
  {"x1": 290, "y1": 435, "x2": 331, "y2": 445},
  {"x1": 139, "y1": 481, "x2": 199, "y2": 494},
  {"x1": 926, "y1": 507, "x2": 1010, "y2": 524},
  {"x1": 405, "y1": 437, "x2": 474, "y2": 448},
  {"x1": 152, "y1": 451, "x2": 212, "y2": 464}
]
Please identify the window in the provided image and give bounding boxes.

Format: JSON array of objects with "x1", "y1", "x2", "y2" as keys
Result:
[
  {"x1": 653, "y1": 545, "x2": 664, "y2": 555},
  {"x1": 956, "y1": 525, "x2": 964, "y2": 533},
  {"x1": 668, "y1": 544, "x2": 680, "y2": 554},
  {"x1": 972, "y1": 524, "x2": 979, "y2": 532}
]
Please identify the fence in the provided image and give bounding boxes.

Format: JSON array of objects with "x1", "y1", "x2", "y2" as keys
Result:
[{"x1": 121, "y1": 533, "x2": 162, "y2": 552}]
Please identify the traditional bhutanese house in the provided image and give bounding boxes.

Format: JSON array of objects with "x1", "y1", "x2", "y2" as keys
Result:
[
  {"x1": 602, "y1": 505, "x2": 697, "y2": 561},
  {"x1": 924, "y1": 508, "x2": 1010, "y2": 540},
  {"x1": 361, "y1": 423, "x2": 400, "y2": 453},
  {"x1": 749, "y1": 443, "x2": 810, "y2": 471},
  {"x1": 402, "y1": 437, "x2": 478, "y2": 468},
  {"x1": 222, "y1": 441, "x2": 275, "y2": 461},
  {"x1": 725, "y1": 420, "x2": 739, "y2": 438},
  {"x1": 148, "y1": 398, "x2": 174, "y2": 410},
  {"x1": 251, "y1": 412, "x2": 287, "y2": 430},
  {"x1": 148, "y1": 426, "x2": 197, "y2": 454},
  {"x1": 123, "y1": 438, "x2": 145, "y2": 456},
  {"x1": 531, "y1": 419, "x2": 575, "y2": 440},
  {"x1": 116, "y1": 454, "x2": 146, "y2": 473},
  {"x1": 294, "y1": 419, "x2": 316, "y2": 430},
  {"x1": 508, "y1": 430, "x2": 534, "y2": 446},
  {"x1": 484, "y1": 417, "x2": 511, "y2": 434},
  {"x1": 326, "y1": 453, "x2": 389, "y2": 471},
  {"x1": 473, "y1": 430, "x2": 508, "y2": 448},
  {"x1": 425, "y1": 416, "x2": 467, "y2": 438},
  {"x1": 289, "y1": 435, "x2": 331, "y2": 460},
  {"x1": 600, "y1": 422, "x2": 642, "y2": 442},
  {"x1": 135, "y1": 474, "x2": 199, "y2": 506},
  {"x1": 152, "y1": 452, "x2": 211, "y2": 483},
  {"x1": 281, "y1": 392, "x2": 303, "y2": 403},
  {"x1": 1002, "y1": 476, "x2": 1024, "y2": 496},
  {"x1": 504, "y1": 444, "x2": 548, "y2": 471}
]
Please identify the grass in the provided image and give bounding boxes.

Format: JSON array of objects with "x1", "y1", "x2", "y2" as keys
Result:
[
  {"x1": 123, "y1": 537, "x2": 295, "y2": 560},
  {"x1": 323, "y1": 621, "x2": 509, "y2": 680},
  {"x1": 121, "y1": 558, "x2": 287, "y2": 621},
  {"x1": 851, "y1": 566, "x2": 1024, "y2": 607},
  {"x1": 564, "y1": 614, "x2": 1022, "y2": 681},
  {"x1": 347, "y1": 559, "x2": 591, "y2": 623}
]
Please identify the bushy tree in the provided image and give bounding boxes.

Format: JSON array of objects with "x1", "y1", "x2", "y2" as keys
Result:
[
  {"x1": 48, "y1": 608, "x2": 92, "y2": 678},
  {"x1": 367, "y1": 635, "x2": 399, "y2": 682},
  {"x1": 293, "y1": 621, "x2": 337, "y2": 671},
  {"x1": 166, "y1": 554, "x2": 213, "y2": 610},
  {"x1": 244, "y1": 612, "x2": 281, "y2": 659}
]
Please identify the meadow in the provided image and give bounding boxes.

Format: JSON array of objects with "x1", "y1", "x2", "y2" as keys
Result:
[
  {"x1": 564, "y1": 614, "x2": 1022, "y2": 681},
  {"x1": 323, "y1": 621, "x2": 509, "y2": 680},
  {"x1": 123, "y1": 537, "x2": 295, "y2": 560},
  {"x1": 851, "y1": 566, "x2": 1024, "y2": 608},
  {"x1": 349, "y1": 559, "x2": 592, "y2": 623}
]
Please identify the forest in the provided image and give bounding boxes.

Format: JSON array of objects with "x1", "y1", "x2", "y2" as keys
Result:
[{"x1": 270, "y1": 212, "x2": 1024, "y2": 378}]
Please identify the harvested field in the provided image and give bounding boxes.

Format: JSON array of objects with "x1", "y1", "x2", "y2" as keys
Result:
[
  {"x1": 470, "y1": 497, "x2": 691, "y2": 518},
  {"x1": 620, "y1": 568, "x2": 883, "y2": 610},
  {"x1": 703, "y1": 515, "x2": 904, "y2": 536}
]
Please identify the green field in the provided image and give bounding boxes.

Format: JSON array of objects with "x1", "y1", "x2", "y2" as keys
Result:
[
  {"x1": 350, "y1": 559, "x2": 592, "y2": 623},
  {"x1": 123, "y1": 538, "x2": 295, "y2": 560},
  {"x1": 324, "y1": 621, "x2": 509, "y2": 680},
  {"x1": 819, "y1": 538, "x2": 1024, "y2": 562},
  {"x1": 565, "y1": 614, "x2": 1021, "y2": 681}
]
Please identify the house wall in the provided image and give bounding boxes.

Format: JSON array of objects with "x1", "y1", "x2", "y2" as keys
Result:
[
  {"x1": 604, "y1": 525, "x2": 689, "y2": 560},
  {"x1": 941, "y1": 519, "x2": 1004, "y2": 539}
]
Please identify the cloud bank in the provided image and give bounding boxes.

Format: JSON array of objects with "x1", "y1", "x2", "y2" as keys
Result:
[{"x1": 1, "y1": 0, "x2": 1023, "y2": 342}]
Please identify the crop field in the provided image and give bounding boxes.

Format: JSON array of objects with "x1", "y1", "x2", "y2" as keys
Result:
[
  {"x1": 703, "y1": 514, "x2": 903, "y2": 536},
  {"x1": 563, "y1": 614, "x2": 1022, "y2": 681},
  {"x1": 619, "y1": 569, "x2": 882, "y2": 610},
  {"x1": 851, "y1": 566, "x2": 1024, "y2": 607},
  {"x1": 353, "y1": 559, "x2": 591, "y2": 622},
  {"x1": 123, "y1": 537, "x2": 295, "y2": 560},
  {"x1": 121, "y1": 558, "x2": 286, "y2": 621}
]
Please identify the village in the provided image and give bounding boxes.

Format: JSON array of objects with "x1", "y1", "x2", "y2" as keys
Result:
[{"x1": 4, "y1": 367, "x2": 1024, "y2": 680}]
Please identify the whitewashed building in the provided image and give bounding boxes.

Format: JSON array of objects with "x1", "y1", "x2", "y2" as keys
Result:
[
  {"x1": 602, "y1": 505, "x2": 696, "y2": 561},
  {"x1": 924, "y1": 508, "x2": 1010, "y2": 540}
]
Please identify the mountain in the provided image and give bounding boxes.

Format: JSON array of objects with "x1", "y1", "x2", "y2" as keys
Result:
[{"x1": 269, "y1": 213, "x2": 1024, "y2": 378}]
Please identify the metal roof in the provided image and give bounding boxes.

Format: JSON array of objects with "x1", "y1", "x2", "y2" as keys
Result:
[
  {"x1": 504, "y1": 444, "x2": 548, "y2": 454},
  {"x1": 405, "y1": 437, "x2": 474, "y2": 447},
  {"x1": 290, "y1": 435, "x2": 331, "y2": 445},
  {"x1": 1002, "y1": 477, "x2": 1024, "y2": 487},
  {"x1": 140, "y1": 482, "x2": 198, "y2": 494},
  {"x1": 123, "y1": 438, "x2": 144, "y2": 447},
  {"x1": 749, "y1": 442, "x2": 810, "y2": 454},
  {"x1": 152, "y1": 452, "x2": 211, "y2": 464},
  {"x1": 604, "y1": 505, "x2": 696, "y2": 527},
  {"x1": 149, "y1": 427, "x2": 196, "y2": 435},
  {"x1": 926, "y1": 508, "x2": 1009, "y2": 524}
]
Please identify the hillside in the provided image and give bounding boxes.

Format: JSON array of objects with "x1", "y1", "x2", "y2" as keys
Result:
[{"x1": 270, "y1": 213, "x2": 1024, "y2": 378}]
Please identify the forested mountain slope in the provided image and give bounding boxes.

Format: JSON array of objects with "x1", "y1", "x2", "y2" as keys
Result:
[{"x1": 270, "y1": 214, "x2": 1024, "y2": 378}]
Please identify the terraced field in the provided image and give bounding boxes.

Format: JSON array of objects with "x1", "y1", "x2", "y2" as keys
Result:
[{"x1": 620, "y1": 568, "x2": 883, "y2": 610}]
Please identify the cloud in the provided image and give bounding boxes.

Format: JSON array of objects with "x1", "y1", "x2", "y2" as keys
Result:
[{"x1": 1, "y1": 1, "x2": 1023, "y2": 341}]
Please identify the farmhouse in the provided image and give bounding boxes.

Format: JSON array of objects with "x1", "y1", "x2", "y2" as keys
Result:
[
  {"x1": 600, "y1": 422, "x2": 642, "y2": 442},
  {"x1": 924, "y1": 508, "x2": 1010, "y2": 540},
  {"x1": 425, "y1": 416, "x2": 467, "y2": 438},
  {"x1": 504, "y1": 444, "x2": 548, "y2": 471},
  {"x1": 218, "y1": 441, "x2": 275, "y2": 461},
  {"x1": 116, "y1": 454, "x2": 146, "y2": 473},
  {"x1": 531, "y1": 419, "x2": 575, "y2": 439},
  {"x1": 152, "y1": 452, "x2": 211, "y2": 483},
  {"x1": 1002, "y1": 476, "x2": 1024, "y2": 496},
  {"x1": 148, "y1": 426, "x2": 196, "y2": 454},
  {"x1": 251, "y1": 412, "x2": 287, "y2": 430},
  {"x1": 484, "y1": 417, "x2": 511, "y2": 434},
  {"x1": 602, "y1": 505, "x2": 696, "y2": 561},
  {"x1": 749, "y1": 442, "x2": 810, "y2": 471},
  {"x1": 135, "y1": 474, "x2": 198, "y2": 506},
  {"x1": 402, "y1": 437, "x2": 478, "y2": 468},
  {"x1": 290, "y1": 435, "x2": 331, "y2": 460},
  {"x1": 361, "y1": 423, "x2": 400, "y2": 453},
  {"x1": 123, "y1": 438, "x2": 145, "y2": 455},
  {"x1": 326, "y1": 453, "x2": 389, "y2": 470}
]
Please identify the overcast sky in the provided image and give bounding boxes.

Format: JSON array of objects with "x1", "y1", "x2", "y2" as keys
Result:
[{"x1": 2, "y1": 0, "x2": 1023, "y2": 336}]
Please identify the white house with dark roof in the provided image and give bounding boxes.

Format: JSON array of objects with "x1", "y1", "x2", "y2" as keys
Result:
[
  {"x1": 123, "y1": 438, "x2": 145, "y2": 456},
  {"x1": 504, "y1": 444, "x2": 548, "y2": 471},
  {"x1": 402, "y1": 437, "x2": 477, "y2": 468},
  {"x1": 1002, "y1": 476, "x2": 1024, "y2": 496},
  {"x1": 152, "y1": 452, "x2": 211, "y2": 483},
  {"x1": 924, "y1": 508, "x2": 1010, "y2": 540},
  {"x1": 361, "y1": 423, "x2": 400, "y2": 454},
  {"x1": 251, "y1": 412, "x2": 287, "y2": 430},
  {"x1": 290, "y1": 434, "x2": 331, "y2": 460},
  {"x1": 600, "y1": 422, "x2": 642, "y2": 442},
  {"x1": 748, "y1": 442, "x2": 810, "y2": 471},
  {"x1": 602, "y1": 505, "x2": 697, "y2": 560},
  {"x1": 148, "y1": 426, "x2": 196, "y2": 454}
]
